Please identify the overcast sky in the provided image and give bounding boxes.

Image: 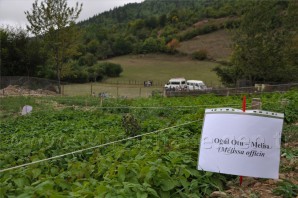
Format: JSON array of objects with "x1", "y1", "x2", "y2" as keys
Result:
[{"x1": 0, "y1": 0, "x2": 144, "y2": 28}]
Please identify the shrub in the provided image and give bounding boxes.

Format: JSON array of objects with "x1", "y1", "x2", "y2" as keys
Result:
[
  {"x1": 192, "y1": 49, "x2": 208, "y2": 60},
  {"x1": 141, "y1": 37, "x2": 160, "y2": 53},
  {"x1": 78, "y1": 53, "x2": 97, "y2": 66},
  {"x1": 87, "y1": 64, "x2": 105, "y2": 82},
  {"x1": 61, "y1": 60, "x2": 89, "y2": 83},
  {"x1": 179, "y1": 24, "x2": 219, "y2": 41},
  {"x1": 121, "y1": 113, "x2": 141, "y2": 137},
  {"x1": 84, "y1": 62, "x2": 123, "y2": 81},
  {"x1": 101, "y1": 62, "x2": 123, "y2": 77},
  {"x1": 166, "y1": 38, "x2": 180, "y2": 53},
  {"x1": 63, "y1": 68, "x2": 89, "y2": 83},
  {"x1": 224, "y1": 19, "x2": 241, "y2": 29}
]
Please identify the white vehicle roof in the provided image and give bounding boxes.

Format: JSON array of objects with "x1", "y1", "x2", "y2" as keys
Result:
[
  {"x1": 169, "y1": 78, "x2": 186, "y2": 82},
  {"x1": 187, "y1": 80, "x2": 205, "y2": 84}
]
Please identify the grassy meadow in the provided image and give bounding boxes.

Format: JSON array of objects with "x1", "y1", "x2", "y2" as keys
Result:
[
  {"x1": 177, "y1": 29, "x2": 232, "y2": 61},
  {"x1": 102, "y1": 54, "x2": 220, "y2": 85},
  {"x1": 63, "y1": 54, "x2": 222, "y2": 97}
]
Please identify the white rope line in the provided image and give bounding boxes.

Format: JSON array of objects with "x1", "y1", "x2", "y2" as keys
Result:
[
  {"x1": 1, "y1": 102, "x2": 286, "y2": 117},
  {"x1": 101, "y1": 104, "x2": 243, "y2": 108},
  {"x1": 66, "y1": 101, "x2": 292, "y2": 109},
  {"x1": 58, "y1": 104, "x2": 242, "y2": 109},
  {"x1": 0, "y1": 105, "x2": 241, "y2": 117},
  {"x1": 0, "y1": 120, "x2": 199, "y2": 173}
]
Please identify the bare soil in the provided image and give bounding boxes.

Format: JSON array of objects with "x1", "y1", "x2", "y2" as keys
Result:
[{"x1": 0, "y1": 85, "x2": 58, "y2": 96}]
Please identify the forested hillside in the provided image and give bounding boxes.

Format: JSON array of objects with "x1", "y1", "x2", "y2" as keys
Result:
[
  {"x1": 75, "y1": 0, "x2": 239, "y2": 62},
  {"x1": 1, "y1": 0, "x2": 297, "y2": 86},
  {"x1": 79, "y1": 0, "x2": 238, "y2": 27}
]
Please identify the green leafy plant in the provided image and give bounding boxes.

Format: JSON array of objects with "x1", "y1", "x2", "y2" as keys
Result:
[
  {"x1": 1, "y1": 92, "x2": 296, "y2": 197},
  {"x1": 273, "y1": 180, "x2": 298, "y2": 198}
]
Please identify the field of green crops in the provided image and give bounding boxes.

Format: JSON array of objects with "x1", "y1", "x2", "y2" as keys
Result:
[{"x1": 0, "y1": 91, "x2": 297, "y2": 197}]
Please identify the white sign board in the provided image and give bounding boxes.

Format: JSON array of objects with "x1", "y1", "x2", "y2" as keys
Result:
[{"x1": 198, "y1": 108, "x2": 284, "y2": 179}]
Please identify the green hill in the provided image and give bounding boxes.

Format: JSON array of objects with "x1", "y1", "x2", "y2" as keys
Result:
[
  {"x1": 79, "y1": 0, "x2": 234, "y2": 27},
  {"x1": 2, "y1": 0, "x2": 241, "y2": 81},
  {"x1": 76, "y1": 0, "x2": 240, "y2": 59},
  {"x1": 3, "y1": 0, "x2": 296, "y2": 85}
]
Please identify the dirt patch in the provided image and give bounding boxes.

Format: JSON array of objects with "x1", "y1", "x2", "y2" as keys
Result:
[
  {"x1": 218, "y1": 141, "x2": 298, "y2": 198},
  {"x1": 0, "y1": 85, "x2": 58, "y2": 96},
  {"x1": 193, "y1": 19, "x2": 210, "y2": 28},
  {"x1": 177, "y1": 29, "x2": 232, "y2": 60}
]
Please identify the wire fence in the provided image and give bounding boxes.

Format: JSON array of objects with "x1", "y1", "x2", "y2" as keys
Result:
[
  {"x1": 0, "y1": 95, "x2": 288, "y2": 121},
  {"x1": 102, "y1": 79, "x2": 167, "y2": 87},
  {"x1": 1, "y1": 76, "x2": 297, "y2": 98},
  {"x1": 0, "y1": 102, "x2": 245, "y2": 118},
  {"x1": 0, "y1": 76, "x2": 164, "y2": 97},
  {"x1": 62, "y1": 83, "x2": 164, "y2": 98},
  {"x1": 99, "y1": 78, "x2": 222, "y2": 88},
  {"x1": 165, "y1": 83, "x2": 298, "y2": 97}
]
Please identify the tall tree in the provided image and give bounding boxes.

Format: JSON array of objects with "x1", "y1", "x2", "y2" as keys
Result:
[
  {"x1": 232, "y1": 1, "x2": 286, "y2": 84},
  {"x1": 215, "y1": 0, "x2": 298, "y2": 86},
  {"x1": 0, "y1": 26, "x2": 44, "y2": 77},
  {"x1": 25, "y1": 0, "x2": 82, "y2": 93}
]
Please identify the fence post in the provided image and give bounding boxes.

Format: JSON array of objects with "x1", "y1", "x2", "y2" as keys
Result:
[
  {"x1": 100, "y1": 96, "x2": 103, "y2": 107},
  {"x1": 91, "y1": 82, "x2": 93, "y2": 96},
  {"x1": 280, "y1": 99, "x2": 289, "y2": 109},
  {"x1": 252, "y1": 98, "x2": 262, "y2": 110},
  {"x1": 139, "y1": 87, "x2": 142, "y2": 97}
]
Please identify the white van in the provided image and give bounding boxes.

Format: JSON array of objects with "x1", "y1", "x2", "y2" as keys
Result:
[
  {"x1": 164, "y1": 78, "x2": 187, "y2": 91},
  {"x1": 186, "y1": 80, "x2": 207, "y2": 91}
]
